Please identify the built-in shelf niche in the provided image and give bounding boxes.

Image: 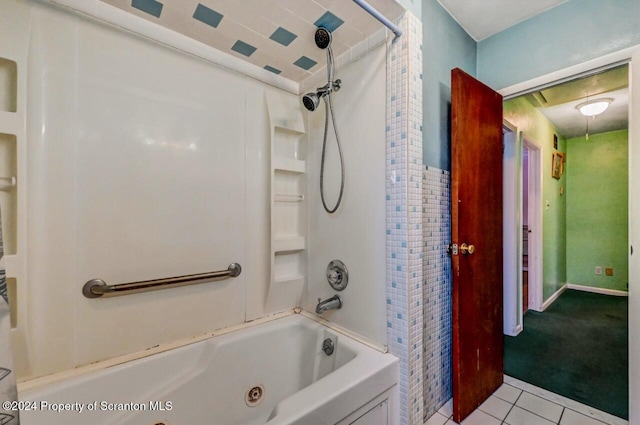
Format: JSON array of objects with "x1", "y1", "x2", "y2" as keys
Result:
[
  {"x1": 0, "y1": 133, "x2": 17, "y2": 255},
  {"x1": 272, "y1": 129, "x2": 307, "y2": 251},
  {"x1": 6, "y1": 277, "x2": 17, "y2": 328},
  {"x1": 273, "y1": 126, "x2": 306, "y2": 165},
  {"x1": 0, "y1": 58, "x2": 17, "y2": 113},
  {"x1": 273, "y1": 251, "x2": 305, "y2": 285},
  {"x1": 266, "y1": 92, "x2": 307, "y2": 299},
  {"x1": 273, "y1": 170, "x2": 305, "y2": 242}
]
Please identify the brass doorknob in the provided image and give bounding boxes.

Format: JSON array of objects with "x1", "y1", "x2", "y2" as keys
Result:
[{"x1": 460, "y1": 243, "x2": 475, "y2": 255}]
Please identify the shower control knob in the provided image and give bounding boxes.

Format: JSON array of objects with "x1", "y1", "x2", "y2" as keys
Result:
[
  {"x1": 328, "y1": 269, "x2": 342, "y2": 284},
  {"x1": 333, "y1": 79, "x2": 342, "y2": 92},
  {"x1": 326, "y1": 260, "x2": 348, "y2": 291}
]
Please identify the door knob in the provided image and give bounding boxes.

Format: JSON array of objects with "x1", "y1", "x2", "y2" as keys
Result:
[{"x1": 460, "y1": 243, "x2": 475, "y2": 255}]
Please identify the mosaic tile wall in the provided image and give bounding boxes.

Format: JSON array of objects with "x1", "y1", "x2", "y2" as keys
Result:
[
  {"x1": 422, "y1": 166, "x2": 453, "y2": 419},
  {"x1": 385, "y1": 11, "x2": 424, "y2": 425}
]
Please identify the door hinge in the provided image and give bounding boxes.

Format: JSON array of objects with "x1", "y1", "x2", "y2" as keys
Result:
[{"x1": 447, "y1": 243, "x2": 458, "y2": 256}]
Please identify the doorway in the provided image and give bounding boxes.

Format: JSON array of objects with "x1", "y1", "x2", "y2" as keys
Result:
[
  {"x1": 522, "y1": 139, "x2": 542, "y2": 314},
  {"x1": 503, "y1": 128, "x2": 543, "y2": 337},
  {"x1": 502, "y1": 63, "x2": 630, "y2": 419}
]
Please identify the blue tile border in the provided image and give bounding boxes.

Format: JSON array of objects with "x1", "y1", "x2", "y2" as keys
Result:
[
  {"x1": 192, "y1": 3, "x2": 223, "y2": 28},
  {"x1": 270, "y1": 27, "x2": 297, "y2": 46},
  {"x1": 263, "y1": 65, "x2": 282, "y2": 75},
  {"x1": 231, "y1": 40, "x2": 257, "y2": 57},
  {"x1": 132, "y1": 0, "x2": 163, "y2": 18},
  {"x1": 314, "y1": 11, "x2": 344, "y2": 32},
  {"x1": 293, "y1": 56, "x2": 317, "y2": 70}
]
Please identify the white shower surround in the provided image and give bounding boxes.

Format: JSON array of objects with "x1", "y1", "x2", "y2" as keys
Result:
[{"x1": 5, "y1": 0, "x2": 300, "y2": 379}]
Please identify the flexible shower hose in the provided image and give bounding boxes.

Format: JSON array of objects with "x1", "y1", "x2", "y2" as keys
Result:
[
  {"x1": 320, "y1": 91, "x2": 345, "y2": 214},
  {"x1": 317, "y1": 43, "x2": 345, "y2": 214}
]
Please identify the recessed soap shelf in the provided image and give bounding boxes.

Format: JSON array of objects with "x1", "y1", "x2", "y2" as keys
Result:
[
  {"x1": 274, "y1": 193, "x2": 304, "y2": 202},
  {"x1": 0, "y1": 58, "x2": 17, "y2": 113},
  {"x1": 274, "y1": 158, "x2": 305, "y2": 174},
  {"x1": 0, "y1": 176, "x2": 16, "y2": 191},
  {"x1": 273, "y1": 275, "x2": 305, "y2": 285},
  {"x1": 273, "y1": 236, "x2": 305, "y2": 253}
]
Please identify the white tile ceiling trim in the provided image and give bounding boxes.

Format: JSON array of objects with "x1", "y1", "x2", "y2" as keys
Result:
[{"x1": 48, "y1": 0, "x2": 300, "y2": 94}]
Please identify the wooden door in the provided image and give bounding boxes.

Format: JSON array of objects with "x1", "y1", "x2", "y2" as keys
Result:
[{"x1": 451, "y1": 68, "x2": 504, "y2": 422}]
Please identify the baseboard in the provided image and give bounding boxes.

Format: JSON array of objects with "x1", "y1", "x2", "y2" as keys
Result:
[
  {"x1": 504, "y1": 323, "x2": 523, "y2": 337},
  {"x1": 541, "y1": 284, "x2": 568, "y2": 311},
  {"x1": 566, "y1": 283, "x2": 628, "y2": 297}
]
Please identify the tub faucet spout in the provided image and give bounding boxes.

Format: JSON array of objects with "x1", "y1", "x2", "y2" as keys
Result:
[{"x1": 316, "y1": 295, "x2": 342, "y2": 314}]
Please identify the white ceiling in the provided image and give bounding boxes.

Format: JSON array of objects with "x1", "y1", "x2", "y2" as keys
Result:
[
  {"x1": 522, "y1": 65, "x2": 629, "y2": 139},
  {"x1": 437, "y1": 0, "x2": 569, "y2": 41},
  {"x1": 539, "y1": 88, "x2": 629, "y2": 139}
]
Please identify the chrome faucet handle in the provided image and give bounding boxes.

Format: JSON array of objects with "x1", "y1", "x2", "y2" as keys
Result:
[{"x1": 326, "y1": 260, "x2": 348, "y2": 291}]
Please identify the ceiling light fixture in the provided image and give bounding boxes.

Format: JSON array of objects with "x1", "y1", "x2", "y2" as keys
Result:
[{"x1": 576, "y1": 98, "x2": 613, "y2": 117}]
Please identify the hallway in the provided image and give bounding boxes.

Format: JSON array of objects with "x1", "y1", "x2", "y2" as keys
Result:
[{"x1": 504, "y1": 290, "x2": 628, "y2": 419}]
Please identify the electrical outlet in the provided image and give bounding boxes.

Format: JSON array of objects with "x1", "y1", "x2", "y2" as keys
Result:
[
  {"x1": 606, "y1": 267, "x2": 613, "y2": 276},
  {"x1": 595, "y1": 266, "x2": 602, "y2": 275}
]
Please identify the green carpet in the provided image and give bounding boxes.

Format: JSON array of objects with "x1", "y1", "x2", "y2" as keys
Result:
[{"x1": 504, "y1": 289, "x2": 628, "y2": 419}]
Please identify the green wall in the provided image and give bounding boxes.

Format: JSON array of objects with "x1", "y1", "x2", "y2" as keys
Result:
[
  {"x1": 504, "y1": 97, "x2": 567, "y2": 300},
  {"x1": 566, "y1": 130, "x2": 629, "y2": 291}
]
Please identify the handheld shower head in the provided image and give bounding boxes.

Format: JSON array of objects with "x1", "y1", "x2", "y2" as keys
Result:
[
  {"x1": 315, "y1": 27, "x2": 332, "y2": 49},
  {"x1": 302, "y1": 92, "x2": 321, "y2": 111},
  {"x1": 303, "y1": 28, "x2": 337, "y2": 113}
]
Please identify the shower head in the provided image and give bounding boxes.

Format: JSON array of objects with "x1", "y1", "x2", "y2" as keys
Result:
[
  {"x1": 302, "y1": 82, "x2": 340, "y2": 112},
  {"x1": 302, "y1": 92, "x2": 321, "y2": 111},
  {"x1": 315, "y1": 27, "x2": 332, "y2": 49}
]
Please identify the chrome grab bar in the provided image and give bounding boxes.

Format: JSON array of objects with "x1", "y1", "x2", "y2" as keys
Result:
[{"x1": 82, "y1": 263, "x2": 242, "y2": 299}]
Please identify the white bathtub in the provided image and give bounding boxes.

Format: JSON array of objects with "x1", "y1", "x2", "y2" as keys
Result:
[{"x1": 19, "y1": 314, "x2": 398, "y2": 425}]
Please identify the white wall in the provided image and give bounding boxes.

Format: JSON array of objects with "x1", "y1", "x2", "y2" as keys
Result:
[
  {"x1": 629, "y1": 47, "x2": 640, "y2": 423},
  {"x1": 305, "y1": 44, "x2": 387, "y2": 347},
  {"x1": 9, "y1": 1, "x2": 294, "y2": 380}
]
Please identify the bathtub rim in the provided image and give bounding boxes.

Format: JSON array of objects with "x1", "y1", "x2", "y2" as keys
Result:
[{"x1": 18, "y1": 308, "x2": 388, "y2": 393}]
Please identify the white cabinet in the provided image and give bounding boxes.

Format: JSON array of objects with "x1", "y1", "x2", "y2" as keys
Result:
[
  {"x1": 336, "y1": 388, "x2": 396, "y2": 425},
  {"x1": 349, "y1": 401, "x2": 388, "y2": 425}
]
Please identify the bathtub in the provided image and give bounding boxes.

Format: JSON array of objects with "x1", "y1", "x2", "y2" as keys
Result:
[{"x1": 19, "y1": 313, "x2": 398, "y2": 425}]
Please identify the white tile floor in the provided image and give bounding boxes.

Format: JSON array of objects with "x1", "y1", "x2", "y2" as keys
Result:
[{"x1": 425, "y1": 376, "x2": 628, "y2": 425}]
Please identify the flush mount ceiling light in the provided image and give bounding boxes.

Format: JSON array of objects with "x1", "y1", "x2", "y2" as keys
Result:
[{"x1": 576, "y1": 98, "x2": 613, "y2": 117}]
